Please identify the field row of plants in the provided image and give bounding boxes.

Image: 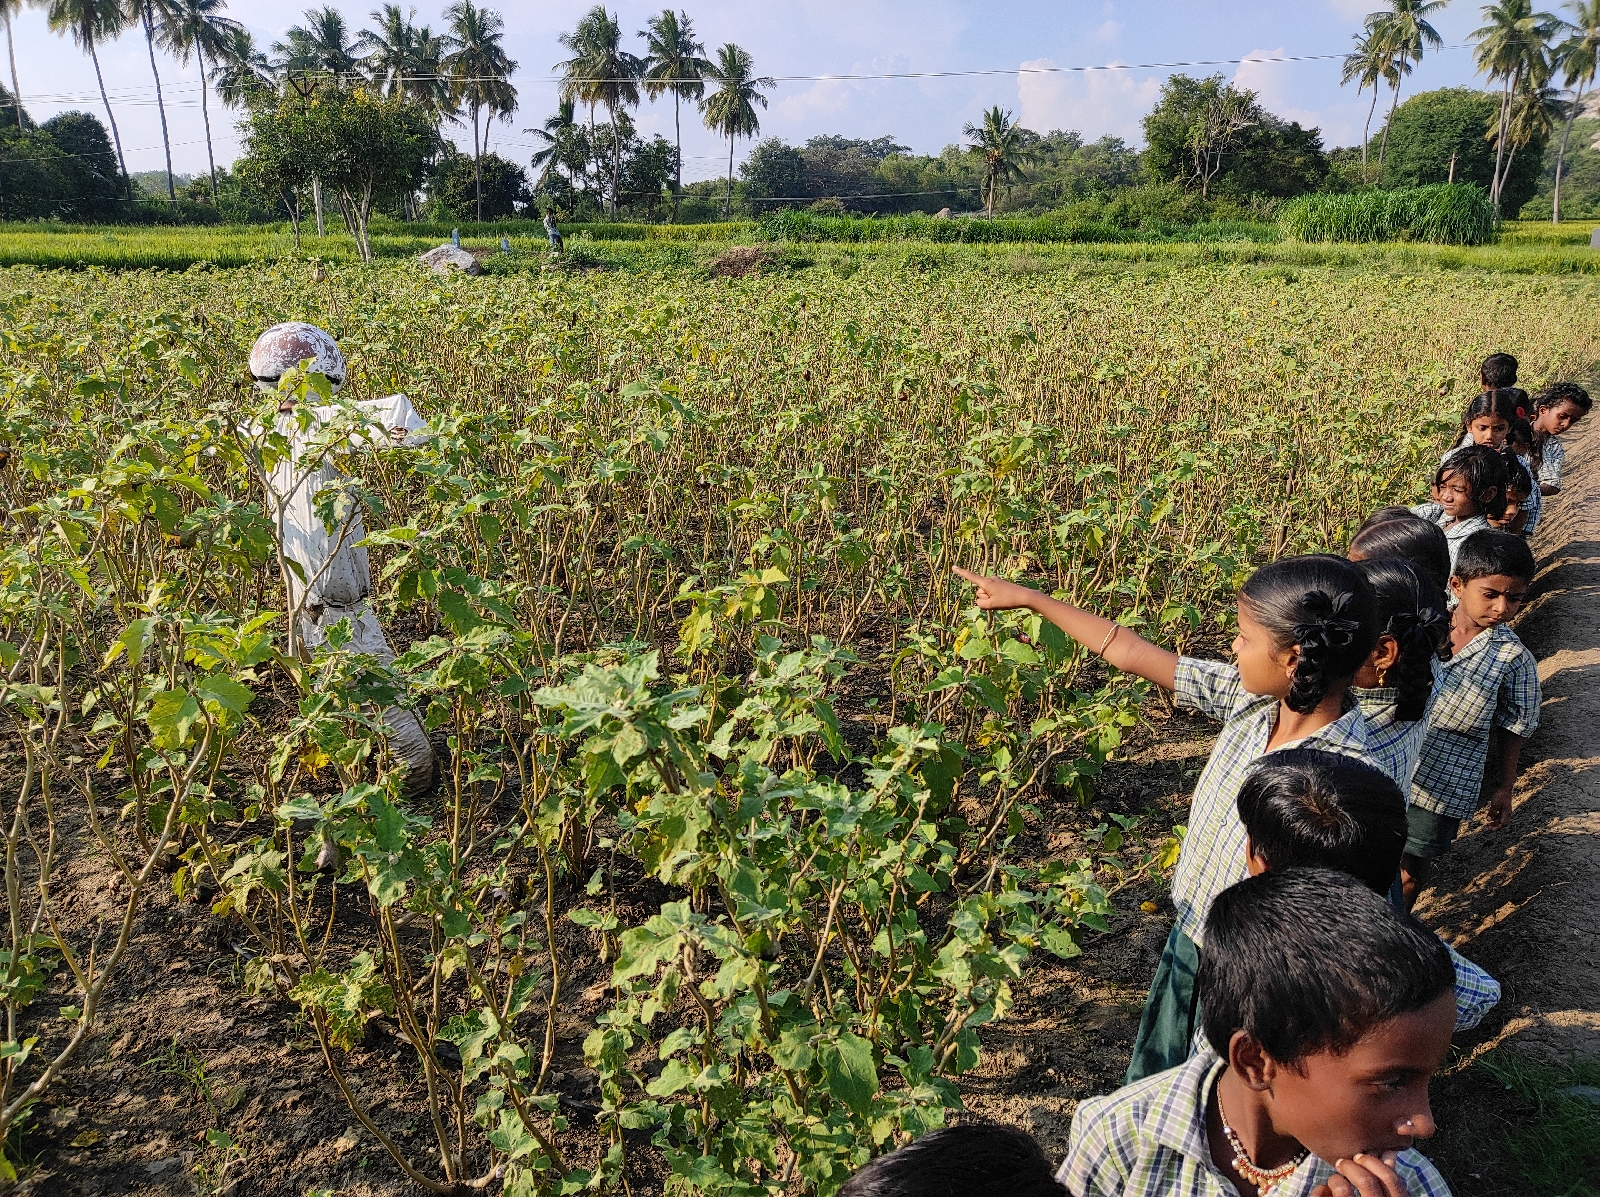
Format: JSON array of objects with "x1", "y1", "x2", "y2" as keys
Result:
[{"x1": 0, "y1": 259, "x2": 1597, "y2": 1192}]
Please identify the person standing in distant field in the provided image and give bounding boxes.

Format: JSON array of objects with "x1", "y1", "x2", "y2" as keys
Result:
[{"x1": 543, "y1": 211, "x2": 564, "y2": 253}]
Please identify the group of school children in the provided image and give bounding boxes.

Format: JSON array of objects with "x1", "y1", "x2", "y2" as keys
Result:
[{"x1": 841, "y1": 354, "x2": 1594, "y2": 1197}]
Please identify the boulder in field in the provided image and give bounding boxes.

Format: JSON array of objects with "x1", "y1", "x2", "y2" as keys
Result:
[{"x1": 418, "y1": 244, "x2": 483, "y2": 276}]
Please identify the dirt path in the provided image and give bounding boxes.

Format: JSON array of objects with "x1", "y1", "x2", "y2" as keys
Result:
[{"x1": 1420, "y1": 409, "x2": 1600, "y2": 1064}]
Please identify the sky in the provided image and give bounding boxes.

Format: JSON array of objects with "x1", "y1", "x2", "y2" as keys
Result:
[{"x1": 5, "y1": 0, "x2": 1501, "y2": 186}]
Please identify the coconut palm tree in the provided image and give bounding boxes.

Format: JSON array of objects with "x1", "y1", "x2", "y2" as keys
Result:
[
  {"x1": 1474, "y1": 0, "x2": 1562, "y2": 210},
  {"x1": 1361, "y1": 1, "x2": 1446, "y2": 170},
  {"x1": 127, "y1": 0, "x2": 179, "y2": 206},
  {"x1": 443, "y1": 1, "x2": 517, "y2": 222},
  {"x1": 527, "y1": 98, "x2": 588, "y2": 191},
  {"x1": 1341, "y1": 28, "x2": 1400, "y2": 179},
  {"x1": 211, "y1": 25, "x2": 274, "y2": 108},
  {"x1": 555, "y1": 6, "x2": 640, "y2": 218},
  {"x1": 641, "y1": 9, "x2": 710, "y2": 222},
  {"x1": 1493, "y1": 70, "x2": 1566, "y2": 200},
  {"x1": 2, "y1": 0, "x2": 23, "y2": 129},
  {"x1": 361, "y1": 4, "x2": 454, "y2": 119},
  {"x1": 275, "y1": 6, "x2": 363, "y2": 79},
  {"x1": 701, "y1": 42, "x2": 772, "y2": 218},
  {"x1": 156, "y1": 0, "x2": 242, "y2": 202},
  {"x1": 1552, "y1": 0, "x2": 1600, "y2": 220},
  {"x1": 45, "y1": 0, "x2": 133, "y2": 207},
  {"x1": 963, "y1": 106, "x2": 1034, "y2": 219}
]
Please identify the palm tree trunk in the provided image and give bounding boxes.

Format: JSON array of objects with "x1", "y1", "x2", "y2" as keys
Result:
[
  {"x1": 140, "y1": 3, "x2": 177, "y2": 207},
  {"x1": 672, "y1": 90, "x2": 682, "y2": 223},
  {"x1": 313, "y1": 176, "x2": 325, "y2": 236},
  {"x1": 1490, "y1": 75, "x2": 1513, "y2": 210},
  {"x1": 1377, "y1": 81, "x2": 1401, "y2": 170},
  {"x1": 725, "y1": 133, "x2": 734, "y2": 218},
  {"x1": 1552, "y1": 85, "x2": 1582, "y2": 224},
  {"x1": 609, "y1": 101, "x2": 621, "y2": 219},
  {"x1": 473, "y1": 104, "x2": 483, "y2": 222},
  {"x1": 198, "y1": 43, "x2": 218, "y2": 203},
  {"x1": 1362, "y1": 88, "x2": 1379, "y2": 178},
  {"x1": 89, "y1": 39, "x2": 134, "y2": 212},
  {"x1": 3, "y1": 8, "x2": 20, "y2": 130}
]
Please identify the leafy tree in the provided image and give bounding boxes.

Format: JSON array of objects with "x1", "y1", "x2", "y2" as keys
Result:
[
  {"x1": 1378, "y1": 86, "x2": 1548, "y2": 211},
  {"x1": 39, "y1": 109, "x2": 126, "y2": 216},
  {"x1": 426, "y1": 146, "x2": 527, "y2": 219},
  {"x1": 621, "y1": 132, "x2": 677, "y2": 218},
  {"x1": 739, "y1": 136, "x2": 803, "y2": 206},
  {"x1": 1473, "y1": 0, "x2": 1563, "y2": 210},
  {"x1": 235, "y1": 89, "x2": 327, "y2": 244},
  {"x1": 45, "y1": 0, "x2": 133, "y2": 209},
  {"x1": 702, "y1": 42, "x2": 772, "y2": 217},
  {"x1": 156, "y1": 0, "x2": 244, "y2": 202},
  {"x1": 444, "y1": 2, "x2": 516, "y2": 223},
  {"x1": 1552, "y1": 0, "x2": 1600, "y2": 220},
  {"x1": 964, "y1": 106, "x2": 1034, "y2": 217},
  {"x1": 1144, "y1": 74, "x2": 1326, "y2": 201},
  {"x1": 640, "y1": 9, "x2": 710, "y2": 221},
  {"x1": 315, "y1": 86, "x2": 436, "y2": 260},
  {"x1": 1369, "y1": 0, "x2": 1448, "y2": 167}
]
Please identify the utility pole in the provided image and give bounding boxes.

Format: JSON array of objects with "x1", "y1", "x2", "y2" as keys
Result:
[{"x1": 1447, "y1": 151, "x2": 1457, "y2": 184}]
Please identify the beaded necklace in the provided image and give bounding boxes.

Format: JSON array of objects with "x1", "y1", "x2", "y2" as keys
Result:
[{"x1": 1217, "y1": 1089, "x2": 1307, "y2": 1195}]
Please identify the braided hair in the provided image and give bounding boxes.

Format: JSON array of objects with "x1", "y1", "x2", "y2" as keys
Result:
[
  {"x1": 1240, "y1": 555, "x2": 1380, "y2": 715},
  {"x1": 1354, "y1": 558, "x2": 1448, "y2": 721}
]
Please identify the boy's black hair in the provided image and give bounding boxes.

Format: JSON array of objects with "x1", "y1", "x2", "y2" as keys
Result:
[
  {"x1": 1236, "y1": 749, "x2": 1407, "y2": 893},
  {"x1": 1240, "y1": 555, "x2": 1380, "y2": 715},
  {"x1": 1199, "y1": 868, "x2": 1454, "y2": 1063},
  {"x1": 1454, "y1": 528, "x2": 1536, "y2": 584},
  {"x1": 1534, "y1": 380, "x2": 1592, "y2": 416},
  {"x1": 1500, "y1": 446, "x2": 1533, "y2": 499},
  {"x1": 1348, "y1": 514, "x2": 1452, "y2": 598},
  {"x1": 1354, "y1": 557, "x2": 1447, "y2": 720},
  {"x1": 1433, "y1": 443, "x2": 1507, "y2": 519},
  {"x1": 1507, "y1": 416, "x2": 1537, "y2": 467},
  {"x1": 837, "y1": 1124, "x2": 1065, "y2": 1197},
  {"x1": 1480, "y1": 352, "x2": 1519, "y2": 389}
]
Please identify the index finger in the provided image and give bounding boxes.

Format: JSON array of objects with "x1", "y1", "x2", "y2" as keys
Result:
[
  {"x1": 952, "y1": 566, "x2": 984, "y2": 584},
  {"x1": 1338, "y1": 1153, "x2": 1409, "y2": 1197}
]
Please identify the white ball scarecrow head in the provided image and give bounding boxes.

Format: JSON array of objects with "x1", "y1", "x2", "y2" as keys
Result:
[{"x1": 248, "y1": 322, "x2": 347, "y2": 391}]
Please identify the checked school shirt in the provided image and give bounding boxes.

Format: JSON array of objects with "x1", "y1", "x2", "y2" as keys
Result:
[
  {"x1": 1058, "y1": 1047, "x2": 1454, "y2": 1197},
  {"x1": 1538, "y1": 437, "x2": 1565, "y2": 490},
  {"x1": 1411, "y1": 624, "x2": 1541, "y2": 820},
  {"x1": 1353, "y1": 662, "x2": 1440, "y2": 793},
  {"x1": 1169, "y1": 659, "x2": 1381, "y2": 947},
  {"x1": 1410, "y1": 503, "x2": 1489, "y2": 571}
]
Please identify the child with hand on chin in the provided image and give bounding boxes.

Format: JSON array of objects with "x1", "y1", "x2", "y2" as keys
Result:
[
  {"x1": 1059, "y1": 868, "x2": 1456, "y2": 1197},
  {"x1": 954, "y1": 556, "x2": 1385, "y2": 1084}
]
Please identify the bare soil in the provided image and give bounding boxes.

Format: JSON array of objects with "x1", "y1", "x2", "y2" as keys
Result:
[{"x1": 14, "y1": 421, "x2": 1599, "y2": 1196}]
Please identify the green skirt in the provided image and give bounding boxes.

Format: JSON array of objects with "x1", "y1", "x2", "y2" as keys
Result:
[{"x1": 1124, "y1": 924, "x2": 1201, "y2": 1085}]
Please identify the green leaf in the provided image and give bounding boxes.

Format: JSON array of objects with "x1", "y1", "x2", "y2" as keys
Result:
[
  {"x1": 145, "y1": 689, "x2": 201, "y2": 749},
  {"x1": 195, "y1": 674, "x2": 253, "y2": 715},
  {"x1": 822, "y1": 1030, "x2": 878, "y2": 1118}
]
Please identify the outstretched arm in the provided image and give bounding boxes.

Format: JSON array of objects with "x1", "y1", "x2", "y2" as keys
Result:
[{"x1": 952, "y1": 567, "x2": 1178, "y2": 690}]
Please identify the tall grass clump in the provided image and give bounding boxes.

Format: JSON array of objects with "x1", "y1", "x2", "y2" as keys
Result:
[{"x1": 1279, "y1": 184, "x2": 1495, "y2": 246}]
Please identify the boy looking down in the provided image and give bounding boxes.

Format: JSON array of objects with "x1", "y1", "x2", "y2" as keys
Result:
[{"x1": 1060, "y1": 869, "x2": 1455, "y2": 1197}]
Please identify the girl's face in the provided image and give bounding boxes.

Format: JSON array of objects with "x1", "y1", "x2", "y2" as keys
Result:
[
  {"x1": 1486, "y1": 491, "x2": 1523, "y2": 530},
  {"x1": 1466, "y1": 414, "x2": 1509, "y2": 447},
  {"x1": 1232, "y1": 600, "x2": 1298, "y2": 699},
  {"x1": 1533, "y1": 399, "x2": 1583, "y2": 437},
  {"x1": 1432, "y1": 469, "x2": 1481, "y2": 520}
]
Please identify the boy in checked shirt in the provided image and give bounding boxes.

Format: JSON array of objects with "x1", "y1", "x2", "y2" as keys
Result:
[{"x1": 1401, "y1": 530, "x2": 1541, "y2": 909}]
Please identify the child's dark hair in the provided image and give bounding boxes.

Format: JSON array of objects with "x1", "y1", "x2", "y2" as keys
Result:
[
  {"x1": 837, "y1": 1124, "x2": 1065, "y2": 1197},
  {"x1": 1455, "y1": 389, "x2": 1523, "y2": 446},
  {"x1": 1348, "y1": 513, "x2": 1451, "y2": 595},
  {"x1": 1239, "y1": 555, "x2": 1380, "y2": 715},
  {"x1": 1433, "y1": 444, "x2": 1506, "y2": 519},
  {"x1": 1199, "y1": 868, "x2": 1454, "y2": 1063},
  {"x1": 1480, "y1": 352, "x2": 1518, "y2": 389},
  {"x1": 1354, "y1": 557, "x2": 1447, "y2": 720},
  {"x1": 1534, "y1": 380, "x2": 1592, "y2": 416},
  {"x1": 1454, "y1": 529, "x2": 1536, "y2": 584},
  {"x1": 1236, "y1": 749, "x2": 1407, "y2": 894},
  {"x1": 1500, "y1": 446, "x2": 1533, "y2": 499},
  {"x1": 1507, "y1": 417, "x2": 1538, "y2": 471}
]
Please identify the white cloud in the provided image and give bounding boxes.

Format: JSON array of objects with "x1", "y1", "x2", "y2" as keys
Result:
[
  {"x1": 1095, "y1": 20, "x2": 1123, "y2": 43},
  {"x1": 1016, "y1": 58, "x2": 1162, "y2": 143}
]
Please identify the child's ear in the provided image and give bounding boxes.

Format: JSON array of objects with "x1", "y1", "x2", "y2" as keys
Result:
[
  {"x1": 1244, "y1": 838, "x2": 1268, "y2": 876},
  {"x1": 1229, "y1": 1030, "x2": 1279, "y2": 1091}
]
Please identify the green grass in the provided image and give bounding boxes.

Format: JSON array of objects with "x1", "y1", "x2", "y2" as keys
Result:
[
  {"x1": 1279, "y1": 184, "x2": 1497, "y2": 246},
  {"x1": 1475, "y1": 1049, "x2": 1600, "y2": 1196}
]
